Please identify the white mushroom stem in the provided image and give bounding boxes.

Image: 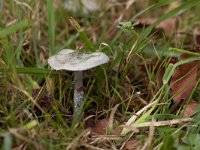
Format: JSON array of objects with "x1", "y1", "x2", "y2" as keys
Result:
[{"x1": 74, "y1": 71, "x2": 84, "y2": 115}]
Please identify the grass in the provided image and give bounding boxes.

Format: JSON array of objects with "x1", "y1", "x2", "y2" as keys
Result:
[{"x1": 1, "y1": 0, "x2": 200, "y2": 149}]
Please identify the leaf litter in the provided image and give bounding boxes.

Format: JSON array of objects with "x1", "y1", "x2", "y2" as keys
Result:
[{"x1": 170, "y1": 51, "x2": 200, "y2": 105}]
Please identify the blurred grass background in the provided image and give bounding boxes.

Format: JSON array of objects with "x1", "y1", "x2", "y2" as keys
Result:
[{"x1": 1, "y1": 0, "x2": 200, "y2": 149}]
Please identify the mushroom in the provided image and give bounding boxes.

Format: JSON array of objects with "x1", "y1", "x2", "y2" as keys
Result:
[
  {"x1": 48, "y1": 49, "x2": 109, "y2": 118},
  {"x1": 64, "y1": 0, "x2": 100, "y2": 14}
]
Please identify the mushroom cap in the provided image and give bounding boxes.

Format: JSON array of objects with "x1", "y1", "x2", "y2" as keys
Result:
[{"x1": 48, "y1": 49, "x2": 109, "y2": 71}]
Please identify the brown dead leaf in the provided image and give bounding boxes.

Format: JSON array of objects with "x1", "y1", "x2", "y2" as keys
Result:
[
  {"x1": 124, "y1": 139, "x2": 142, "y2": 150},
  {"x1": 170, "y1": 54, "x2": 200, "y2": 105},
  {"x1": 181, "y1": 100, "x2": 198, "y2": 117},
  {"x1": 90, "y1": 118, "x2": 122, "y2": 135},
  {"x1": 156, "y1": 67, "x2": 165, "y2": 89},
  {"x1": 90, "y1": 119, "x2": 109, "y2": 135},
  {"x1": 135, "y1": 18, "x2": 176, "y2": 36}
]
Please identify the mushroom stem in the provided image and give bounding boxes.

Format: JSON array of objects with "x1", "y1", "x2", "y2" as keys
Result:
[{"x1": 74, "y1": 71, "x2": 84, "y2": 117}]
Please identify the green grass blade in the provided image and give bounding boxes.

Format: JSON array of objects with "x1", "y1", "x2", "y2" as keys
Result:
[
  {"x1": 174, "y1": 56, "x2": 200, "y2": 67},
  {"x1": 111, "y1": 0, "x2": 175, "y2": 44},
  {"x1": 169, "y1": 48, "x2": 200, "y2": 56},
  {"x1": 47, "y1": 0, "x2": 55, "y2": 55},
  {"x1": 1, "y1": 38, "x2": 16, "y2": 68},
  {"x1": 69, "y1": 17, "x2": 95, "y2": 52},
  {"x1": 0, "y1": 20, "x2": 28, "y2": 38},
  {"x1": 141, "y1": 0, "x2": 200, "y2": 41},
  {"x1": 0, "y1": 67, "x2": 60, "y2": 76},
  {"x1": 163, "y1": 56, "x2": 200, "y2": 84},
  {"x1": 3, "y1": 134, "x2": 12, "y2": 150},
  {"x1": 130, "y1": 0, "x2": 175, "y2": 21},
  {"x1": 163, "y1": 63, "x2": 175, "y2": 85}
]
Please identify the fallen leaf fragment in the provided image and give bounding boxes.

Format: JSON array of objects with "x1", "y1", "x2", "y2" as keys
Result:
[
  {"x1": 124, "y1": 139, "x2": 142, "y2": 150},
  {"x1": 90, "y1": 118, "x2": 121, "y2": 135},
  {"x1": 135, "y1": 18, "x2": 176, "y2": 36},
  {"x1": 156, "y1": 67, "x2": 165, "y2": 89},
  {"x1": 181, "y1": 100, "x2": 198, "y2": 117},
  {"x1": 90, "y1": 119, "x2": 109, "y2": 135},
  {"x1": 170, "y1": 53, "x2": 200, "y2": 104}
]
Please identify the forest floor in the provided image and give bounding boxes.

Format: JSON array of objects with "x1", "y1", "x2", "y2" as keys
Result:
[{"x1": 1, "y1": 0, "x2": 200, "y2": 149}]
